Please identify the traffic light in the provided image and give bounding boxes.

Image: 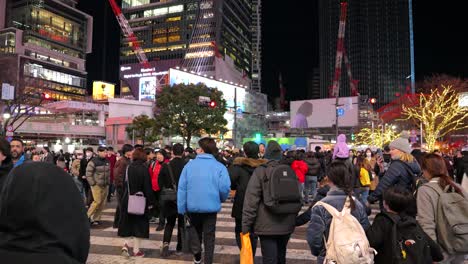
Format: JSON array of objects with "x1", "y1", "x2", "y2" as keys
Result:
[
  {"x1": 41, "y1": 92, "x2": 52, "y2": 100},
  {"x1": 254, "y1": 133, "x2": 262, "y2": 143},
  {"x1": 351, "y1": 133, "x2": 355, "y2": 141},
  {"x1": 209, "y1": 100, "x2": 216, "y2": 108},
  {"x1": 369, "y1": 98, "x2": 377, "y2": 104}
]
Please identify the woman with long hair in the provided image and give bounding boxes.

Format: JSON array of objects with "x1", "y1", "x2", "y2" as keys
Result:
[
  {"x1": 307, "y1": 161, "x2": 370, "y2": 264},
  {"x1": 417, "y1": 154, "x2": 468, "y2": 264},
  {"x1": 117, "y1": 148, "x2": 155, "y2": 258}
]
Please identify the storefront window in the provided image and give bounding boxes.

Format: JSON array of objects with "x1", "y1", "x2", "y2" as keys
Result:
[
  {"x1": 0, "y1": 31, "x2": 16, "y2": 54},
  {"x1": 24, "y1": 63, "x2": 85, "y2": 88}
]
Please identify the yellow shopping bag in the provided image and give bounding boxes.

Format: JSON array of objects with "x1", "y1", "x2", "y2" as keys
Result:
[{"x1": 240, "y1": 232, "x2": 254, "y2": 264}]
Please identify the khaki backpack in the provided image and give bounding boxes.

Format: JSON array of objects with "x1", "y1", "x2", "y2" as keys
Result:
[
  {"x1": 314, "y1": 197, "x2": 376, "y2": 264},
  {"x1": 425, "y1": 182, "x2": 468, "y2": 254}
]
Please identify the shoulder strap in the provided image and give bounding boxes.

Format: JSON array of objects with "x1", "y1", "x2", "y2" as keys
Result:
[
  {"x1": 125, "y1": 165, "x2": 130, "y2": 191},
  {"x1": 424, "y1": 182, "x2": 443, "y2": 196},
  {"x1": 314, "y1": 201, "x2": 340, "y2": 218},
  {"x1": 167, "y1": 163, "x2": 176, "y2": 189}
]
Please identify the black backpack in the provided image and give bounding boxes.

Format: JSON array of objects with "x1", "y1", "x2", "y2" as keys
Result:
[
  {"x1": 261, "y1": 161, "x2": 302, "y2": 214},
  {"x1": 383, "y1": 213, "x2": 438, "y2": 264}
]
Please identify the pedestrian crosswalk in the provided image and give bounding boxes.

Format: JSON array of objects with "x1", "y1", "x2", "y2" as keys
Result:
[{"x1": 87, "y1": 201, "x2": 380, "y2": 264}]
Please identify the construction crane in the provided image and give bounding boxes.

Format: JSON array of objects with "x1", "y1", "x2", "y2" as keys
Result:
[
  {"x1": 329, "y1": 0, "x2": 359, "y2": 137},
  {"x1": 108, "y1": 0, "x2": 150, "y2": 68}
]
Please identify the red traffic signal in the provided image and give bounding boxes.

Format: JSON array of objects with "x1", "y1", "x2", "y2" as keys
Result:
[
  {"x1": 42, "y1": 93, "x2": 52, "y2": 100},
  {"x1": 370, "y1": 98, "x2": 377, "y2": 104},
  {"x1": 209, "y1": 101, "x2": 216, "y2": 108}
]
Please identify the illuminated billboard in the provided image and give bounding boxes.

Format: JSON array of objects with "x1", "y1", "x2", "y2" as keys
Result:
[
  {"x1": 119, "y1": 60, "x2": 178, "y2": 101},
  {"x1": 290, "y1": 97, "x2": 359, "y2": 128},
  {"x1": 139, "y1": 77, "x2": 157, "y2": 101},
  {"x1": 169, "y1": 68, "x2": 246, "y2": 111},
  {"x1": 92, "y1": 81, "x2": 115, "y2": 100}
]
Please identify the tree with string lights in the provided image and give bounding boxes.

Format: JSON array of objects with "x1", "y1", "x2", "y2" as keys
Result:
[
  {"x1": 354, "y1": 127, "x2": 400, "y2": 148},
  {"x1": 401, "y1": 85, "x2": 468, "y2": 151}
]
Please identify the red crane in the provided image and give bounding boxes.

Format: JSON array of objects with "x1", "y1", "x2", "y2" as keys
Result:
[
  {"x1": 108, "y1": 0, "x2": 150, "y2": 68},
  {"x1": 329, "y1": 1, "x2": 359, "y2": 98}
]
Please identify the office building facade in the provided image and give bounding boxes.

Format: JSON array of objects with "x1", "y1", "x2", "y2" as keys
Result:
[
  {"x1": 319, "y1": 0, "x2": 414, "y2": 108},
  {"x1": 120, "y1": 0, "x2": 260, "y2": 90},
  {"x1": 0, "y1": 0, "x2": 92, "y2": 101}
]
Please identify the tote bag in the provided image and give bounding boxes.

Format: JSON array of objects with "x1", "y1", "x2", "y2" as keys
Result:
[{"x1": 126, "y1": 166, "x2": 146, "y2": 216}]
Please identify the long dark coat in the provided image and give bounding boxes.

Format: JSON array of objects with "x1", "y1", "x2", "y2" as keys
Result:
[
  {"x1": 117, "y1": 160, "x2": 155, "y2": 238},
  {"x1": 158, "y1": 157, "x2": 186, "y2": 218}
]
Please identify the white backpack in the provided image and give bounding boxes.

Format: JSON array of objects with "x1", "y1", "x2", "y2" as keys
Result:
[{"x1": 314, "y1": 197, "x2": 376, "y2": 264}]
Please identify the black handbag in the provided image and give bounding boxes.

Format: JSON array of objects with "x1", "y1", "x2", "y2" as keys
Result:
[
  {"x1": 160, "y1": 163, "x2": 177, "y2": 203},
  {"x1": 182, "y1": 214, "x2": 201, "y2": 254}
]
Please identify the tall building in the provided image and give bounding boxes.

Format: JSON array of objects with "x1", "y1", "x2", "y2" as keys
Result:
[
  {"x1": 0, "y1": 0, "x2": 92, "y2": 101},
  {"x1": 319, "y1": 0, "x2": 414, "y2": 108},
  {"x1": 119, "y1": 0, "x2": 260, "y2": 92}
]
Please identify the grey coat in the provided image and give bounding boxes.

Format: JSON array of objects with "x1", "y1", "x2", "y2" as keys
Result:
[
  {"x1": 242, "y1": 165, "x2": 297, "y2": 236},
  {"x1": 416, "y1": 178, "x2": 468, "y2": 242}
]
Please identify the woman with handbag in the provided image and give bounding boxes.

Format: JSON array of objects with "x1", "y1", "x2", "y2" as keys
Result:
[
  {"x1": 158, "y1": 143, "x2": 186, "y2": 257},
  {"x1": 117, "y1": 148, "x2": 155, "y2": 258}
]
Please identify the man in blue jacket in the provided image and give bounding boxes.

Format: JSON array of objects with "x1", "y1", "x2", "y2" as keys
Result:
[{"x1": 178, "y1": 137, "x2": 231, "y2": 264}]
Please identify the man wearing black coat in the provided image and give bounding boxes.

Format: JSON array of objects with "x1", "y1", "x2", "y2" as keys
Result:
[
  {"x1": 157, "y1": 143, "x2": 186, "y2": 257},
  {"x1": 228, "y1": 141, "x2": 267, "y2": 256}
]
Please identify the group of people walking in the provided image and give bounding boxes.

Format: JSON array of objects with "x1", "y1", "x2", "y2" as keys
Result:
[{"x1": 0, "y1": 133, "x2": 467, "y2": 264}]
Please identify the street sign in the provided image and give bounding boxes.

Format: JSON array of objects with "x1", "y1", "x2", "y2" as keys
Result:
[
  {"x1": 336, "y1": 108, "x2": 345, "y2": 116},
  {"x1": 5, "y1": 136, "x2": 12, "y2": 142},
  {"x1": 5, "y1": 131, "x2": 14, "y2": 137},
  {"x1": 6, "y1": 125, "x2": 13, "y2": 132},
  {"x1": 1, "y1": 83, "x2": 15, "y2": 100},
  {"x1": 236, "y1": 108, "x2": 243, "y2": 118}
]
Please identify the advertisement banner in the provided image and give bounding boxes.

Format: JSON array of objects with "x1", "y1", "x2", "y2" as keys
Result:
[
  {"x1": 290, "y1": 97, "x2": 359, "y2": 128},
  {"x1": 92, "y1": 81, "x2": 115, "y2": 101}
]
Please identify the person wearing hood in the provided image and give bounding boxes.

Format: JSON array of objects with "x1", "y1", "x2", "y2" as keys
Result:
[
  {"x1": 264, "y1": 140, "x2": 283, "y2": 161},
  {"x1": 228, "y1": 141, "x2": 267, "y2": 256},
  {"x1": 367, "y1": 132, "x2": 421, "y2": 215},
  {"x1": 333, "y1": 134, "x2": 348, "y2": 160},
  {"x1": 242, "y1": 140, "x2": 298, "y2": 264},
  {"x1": 0, "y1": 138, "x2": 14, "y2": 191},
  {"x1": 0, "y1": 162, "x2": 90, "y2": 264}
]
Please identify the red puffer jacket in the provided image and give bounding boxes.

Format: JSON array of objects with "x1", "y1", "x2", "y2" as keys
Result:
[
  {"x1": 291, "y1": 160, "x2": 308, "y2": 184},
  {"x1": 149, "y1": 161, "x2": 163, "y2": 191}
]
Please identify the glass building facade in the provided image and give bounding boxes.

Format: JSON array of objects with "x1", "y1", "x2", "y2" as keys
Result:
[
  {"x1": 120, "y1": 0, "x2": 260, "y2": 89},
  {"x1": 0, "y1": 0, "x2": 92, "y2": 101},
  {"x1": 319, "y1": 0, "x2": 413, "y2": 108}
]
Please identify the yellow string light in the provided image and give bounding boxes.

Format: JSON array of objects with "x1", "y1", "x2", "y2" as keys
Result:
[{"x1": 401, "y1": 85, "x2": 468, "y2": 151}]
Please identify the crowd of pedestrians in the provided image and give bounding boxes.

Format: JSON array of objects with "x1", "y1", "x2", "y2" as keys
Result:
[{"x1": 0, "y1": 133, "x2": 467, "y2": 264}]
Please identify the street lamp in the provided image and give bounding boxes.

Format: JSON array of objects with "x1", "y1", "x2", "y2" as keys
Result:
[
  {"x1": 3, "y1": 113, "x2": 11, "y2": 119},
  {"x1": 65, "y1": 137, "x2": 71, "y2": 144},
  {"x1": 391, "y1": 125, "x2": 397, "y2": 130}
]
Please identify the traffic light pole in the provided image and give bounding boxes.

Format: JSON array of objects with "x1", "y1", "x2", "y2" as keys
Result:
[{"x1": 233, "y1": 88, "x2": 237, "y2": 147}]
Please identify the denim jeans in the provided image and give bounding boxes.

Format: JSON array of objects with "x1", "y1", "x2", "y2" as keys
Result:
[
  {"x1": 304, "y1": 176, "x2": 318, "y2": 202},
  {"x1": 354, "y1": 187, "x2": 370, "y2": 206},
  {"x1": 259, "y1": 234, "x2": 291, "y2": 264}
]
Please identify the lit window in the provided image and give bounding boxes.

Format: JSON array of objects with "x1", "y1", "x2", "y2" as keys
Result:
[
  {"x1": 200, "y1": 1, "x2": 213, "y2": 9},
  {"x1": 169, "y1": 5, "x2": 184, "y2": 13},
  {"x1": 153, "y1": 7, "x2": 168, "y2": 16},
  {"x1": 166, "y1": 16, "x2": 181, "y2": 22}
]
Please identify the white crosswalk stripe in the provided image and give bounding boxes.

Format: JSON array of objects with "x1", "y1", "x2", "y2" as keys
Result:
[{"x1": 88, "y1": 201, "x2": 380, "y2": 264}]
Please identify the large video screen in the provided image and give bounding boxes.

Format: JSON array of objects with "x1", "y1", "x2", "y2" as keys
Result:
[
  {"x1": 169, "y1": 68, "x2": 246, "y2": 111},
  {"x1": 290, "y1": 97, "x2": 359, "y2": 128}
]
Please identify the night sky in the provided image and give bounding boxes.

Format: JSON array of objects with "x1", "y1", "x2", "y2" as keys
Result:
[
  {"x1": 79, "y1": 1, "x2": 468, "y2": 103},
  {"x1": 261, "y1": 0, "x2": 468, "y2": 102}
]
